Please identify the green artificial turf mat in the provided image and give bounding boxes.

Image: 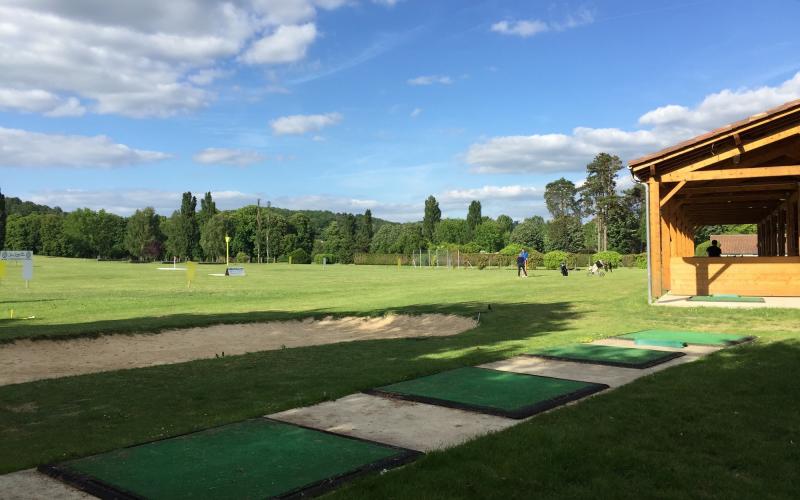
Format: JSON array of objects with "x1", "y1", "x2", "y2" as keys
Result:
[
  {"x1": 619, "y1": 329, "x2": 754, "y2": 346},
  {"x1": 634, "y1": 339, "x2": 687, "y2": 348},
  {"x1": 40, "y1": 419, "x2": 419, "y2": 500},
  {"x1": 526, "y1": 344, "x2": 685, "y2": 369},
  {"x1": 688, "y1": 295, "x2": 765, "y2": 303},
  {"x1": 367, "y1": 367, "x2": 607, "y2": 419}
]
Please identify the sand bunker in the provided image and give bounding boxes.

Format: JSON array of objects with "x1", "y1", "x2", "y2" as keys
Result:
[{"x1": 0, "y1": 314, "x2": 476, "y2": 386}]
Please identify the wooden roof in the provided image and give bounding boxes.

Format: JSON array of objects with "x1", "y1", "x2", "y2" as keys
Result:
[{"x1": 629, "y1": 99, "x2": 800, "y2": 181}]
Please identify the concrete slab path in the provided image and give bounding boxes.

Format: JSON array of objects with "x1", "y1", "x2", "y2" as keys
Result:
[
  {"x1": 0, "y1": 469, "x2": 92, "y2": 500},
  {"x1": 269, "y1": 393, "x2": 516, "y2": 452}
]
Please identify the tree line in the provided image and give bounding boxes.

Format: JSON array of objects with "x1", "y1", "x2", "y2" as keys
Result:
[{"x1": 1, "y1": 152, "x2": 748, "y2": 262}]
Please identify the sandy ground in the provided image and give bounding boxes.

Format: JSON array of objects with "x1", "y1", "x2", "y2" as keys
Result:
[{"x1": 0, "y1": 314, "x2": 476, "y2": 386}]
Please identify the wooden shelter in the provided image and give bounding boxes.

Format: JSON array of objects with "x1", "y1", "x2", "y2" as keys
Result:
[{"x1": 629, "y1": 99, "x2": 800, "y2": 299}]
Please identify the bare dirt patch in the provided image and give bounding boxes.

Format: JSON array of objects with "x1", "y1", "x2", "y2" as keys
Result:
[{"x1": 0, "y1": 314, "x2": 476, "y2": 386}]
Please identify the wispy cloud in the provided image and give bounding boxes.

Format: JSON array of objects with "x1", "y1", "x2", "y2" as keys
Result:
[
  {"x1": 270, "y1": 112, "x2": 343, "y2": 135},
  {"x1": 0, "y1": 128, "x2": 170, "y2": 168},
  {"x1": 410, "y1": 107, "x2": 423, "y2": 118},
  {"x1": 491, "y1": 8, "x2": 594, "y2": 38},
  {"x1": 408, "y1": 75, "x2": 453, "y2": 86},
  {"x1": 193, "y1": 148, "x2": 264, "y2": 166}
]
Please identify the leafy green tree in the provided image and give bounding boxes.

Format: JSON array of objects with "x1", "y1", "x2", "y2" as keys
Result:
[
  {"x1": 125, "y1": 207, "x2": 162, "y2": 260},
  {"x1": 322, "y1": 221, "x2": 343, "y2": 255},
  {"x1": 181, "y1": 192, "x2": 200, "y2": 258},
  {"x1": 423, "y1": 196, "x2": 441, "y2": 243},
  {"x1": 582, "y1": 220, "x2": 597, "y2": 253},
  {"x1": 200, "y1": 214, "x2": 231, "y2": 262},
  {"x1": 5, "y1": 213, "x2": 41, "y2": 251},
  {"x1": 370, "y1": 223, "x2": 402, "y2": 253},
  {"x1": 434, "y1": 219, "x2": 469, "y2": 245},
  {"x1": 545, "y1": 178, "x2": 580, "y2": 218},
  {"x1": 607, "y1": 185, "x2": 646, "y2": 253},
  {"x1": 39, "y1": 214, "x2": 66, "y2": 256},
  {"x1": 354, "y1": 209, "x2": 373, "y2": 253},
  {"x1": 336, "y1": 214, "x2": 357, "y2": 263},
  {"x1": 397, "y1": 223, "x2": 424, "y2": 254},
  {"x1": 290, "y1": 213, "x2": 315, "y2": 255},
  {"x1": 466, "y1": 200, "x2": 482, "y2": 235},
  {"x1": 496, "y1": 214, "x2": 513, "y2": 247},
  {"x1": 580, "y1": 153, "x2": 622, "y2": 251},
  {"x1": 198, "y1": 192, "x2": 217, "y2": 229},
  {"x1": 546, "y1": 215, "x2": 583, "y2": 252},
  {"x1": 509, "y1": 216, "x2": 546, "y2": 252},
  {"x1": 473, "y1": 220, "x2": 504, "y2": 252},
  {"x1": 62, "y1": 208, "x2": 98, "y2": 258},
  {"x1": 0, "y1": 188, "x2": 6, "y2": 250}
]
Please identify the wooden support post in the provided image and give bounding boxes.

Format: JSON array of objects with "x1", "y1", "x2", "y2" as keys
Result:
[
  {"x1": 648, "y1": 179, "x2": 663, "y2": 298},
  {"x1": 778, "y1": 207, "x2": 786, "y2": 256},
  {"x1": 787, "y1": 196, "x2": 798, "y2": 256},
  {"x1": 662, "y1": 204, "x2": 673, "y2": 290}
]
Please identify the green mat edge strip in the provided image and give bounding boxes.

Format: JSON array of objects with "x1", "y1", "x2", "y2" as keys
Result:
[
  {"x1": 366, "y1": 368, "x2": 609, "y2": 420},
  {"x1": 688, "y1": 296, "x2": 765, "y2": 303},
  {"x1": 618, "y1": 330, "x2": 756, "y2": 346},
  {"x1": 523, "y1": 349, "x2": 686, "y2": 369},
  {"x1": 38, "y1": 417, "x2": 423, "y2": 500}
]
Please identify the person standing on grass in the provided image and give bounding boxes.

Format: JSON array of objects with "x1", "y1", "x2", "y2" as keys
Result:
[
  {"x1": 517, "y1": 251, "x2": 528, "y2": 278},
  {"x1": 521, "y1": 248, "x2": 529, "y2": 273}
]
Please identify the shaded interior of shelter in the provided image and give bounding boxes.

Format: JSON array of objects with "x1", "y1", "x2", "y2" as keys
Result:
[{"x1": 630, "y1": 99, "x2": 800, "y2": 298}]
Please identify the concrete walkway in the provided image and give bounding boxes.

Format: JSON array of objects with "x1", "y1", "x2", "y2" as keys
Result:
[
  {"x1": 655, "y1": 293, "x2": 800, "y2": 309},
  {"x1": 1, "y1": 337, "x2": 733, "y2": 498}
]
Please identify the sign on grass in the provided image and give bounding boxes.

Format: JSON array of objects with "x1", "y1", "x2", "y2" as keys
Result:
[{"x1": 0, "y1": 250, "x2": 34, "y2": 284}]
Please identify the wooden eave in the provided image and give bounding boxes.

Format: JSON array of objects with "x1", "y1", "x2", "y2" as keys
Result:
[{"x1": 629, "y1": 99, "x2": 800, "y2": 181}]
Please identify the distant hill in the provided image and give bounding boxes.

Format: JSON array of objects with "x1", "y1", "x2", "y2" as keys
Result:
[{"x1": 5, "y1": 196, "x2": 63, "y2": 216}]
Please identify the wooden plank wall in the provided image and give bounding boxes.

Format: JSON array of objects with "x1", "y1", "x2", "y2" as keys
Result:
[{"x1": 670, "y1": 257, "x2": 800, "y2": 296}]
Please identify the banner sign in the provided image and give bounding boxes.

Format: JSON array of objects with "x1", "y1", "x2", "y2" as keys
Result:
[
  {"x1": 225, "y1": 267, "x2": 246, "y2": 277},
  {"x1": 0, "y1": 251, "x2": 33, "y2": 261}
]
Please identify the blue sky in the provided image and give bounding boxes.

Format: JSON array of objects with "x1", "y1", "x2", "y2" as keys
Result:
[{"x1": 1, "y1": 0, "x2": 799, "y2": 221}]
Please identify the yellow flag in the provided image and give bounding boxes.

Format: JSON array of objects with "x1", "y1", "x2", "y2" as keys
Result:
[{"x1": 186, "y1": 261, "x2": 197, "y2": 284}]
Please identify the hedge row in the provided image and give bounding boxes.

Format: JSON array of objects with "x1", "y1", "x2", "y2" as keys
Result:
[{"x1": 352, "y1": 252, "x2": 647, "y2": 269}]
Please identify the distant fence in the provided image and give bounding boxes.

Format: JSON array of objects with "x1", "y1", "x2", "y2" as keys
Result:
[{"x1": 354, "y1": 252, "x2": 647, "y2": 269}]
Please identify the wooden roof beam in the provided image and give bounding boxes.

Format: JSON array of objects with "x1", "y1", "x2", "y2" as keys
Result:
[
  {"x1": 656, "y1": 124, "x2": 800, "y2": 180},
  {"x1": 659, "y1": 181, "x2": 686, "y2": 207},
  {"x1": 679, "y1": 182, "x2": 796, "y2": 195},
  {"x1": 662, "y1": 165, "x2": 800, "y2": 183}
]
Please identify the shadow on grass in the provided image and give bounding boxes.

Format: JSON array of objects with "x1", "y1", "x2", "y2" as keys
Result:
[
  {"x1": 0, "y1": 301, "x2": 579, "y2": 473},
  {"x1": 0, "y1": 300, "x2": 580, "y2": 344}
]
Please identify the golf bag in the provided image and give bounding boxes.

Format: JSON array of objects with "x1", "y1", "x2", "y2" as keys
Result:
[{"x1": 559, "y1": 262, "x2": 569, "y2": 276}]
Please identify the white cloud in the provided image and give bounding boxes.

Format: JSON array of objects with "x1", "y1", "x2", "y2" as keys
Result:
[
  {"x1": 193, "y1": 148, "x2": 265, "y2": 166},
  {"x1": 440, "y1": 185, "x2": 542, "y2": 203},
  {"x1": 27, "y1": 188, "x2": 254, "y2": 216},
  {"x1": 0, "y1": 88, "x2": 86, "y2": 117},
  {"x1": 372, "y1": 0, "x2": 403, "y2": 6},
  {"x1": 270, "y1": 112, "x2": 343, "y2": 135},
  {"x1": 0, "y1": 127, "x2": 170, "y2": 168},
  {"x1": 410, "y1": 107, "x2": 422, "y2": 118},
  {"x1": 491, "y1": 20, "x2": 549, "y2": 38},
  {"x1": 240, "y1": 23, "x2": 317, "y2": 65},
  {"x1": 407, "y1": 75, "x2": 453, "y2": 86},
  {"x1": 491, "y1": 8, "x2": 594, "y2": 38},
  {"x1": 466, "y1": 72, "x2": 800, "y2": 174},
  {"x1": 0, "y1": 2, "x2": 349, "y2": 117}
]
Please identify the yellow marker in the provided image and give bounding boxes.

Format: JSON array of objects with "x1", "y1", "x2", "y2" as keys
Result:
[
  {"x1": 186, "y1": 261, "x2": 197, "y2": 287},
  {"x1": 9, "y1": 309, "x2": 13, "y2": 319},
  {"x1": 397, "y1": 257, "x2": 401, "y2": 268},
  {"x1": 0, "y1": 261, "x2": 6, "y2": 279},
  {"x1": 289, "y1": 256, "x2": 293, "y2": 265}
]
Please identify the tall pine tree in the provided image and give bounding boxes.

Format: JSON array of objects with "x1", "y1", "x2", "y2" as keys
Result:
[
  {"x1": 466, "y1": 200, "x2": 482, "y2": 236},
  {"x1": 580, "y1": 153, "x2": 621, "y2": 252},
  {"x1": 422, "y1": 196, "x2": 441, "y2": 244}
]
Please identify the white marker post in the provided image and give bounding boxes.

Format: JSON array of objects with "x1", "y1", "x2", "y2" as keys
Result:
[{"x1": 0, "y1": 251, "x2": 33, "y2": 288}]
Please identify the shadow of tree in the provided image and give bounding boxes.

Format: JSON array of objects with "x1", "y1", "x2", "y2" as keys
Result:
[{"x1": 0, "y1": 301, "x2": 580, "y2": 473}]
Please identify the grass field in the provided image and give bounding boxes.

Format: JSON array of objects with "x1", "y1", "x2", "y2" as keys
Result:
[{"x1": 1, "y1": 257, "x2": 799, "y2": 498}]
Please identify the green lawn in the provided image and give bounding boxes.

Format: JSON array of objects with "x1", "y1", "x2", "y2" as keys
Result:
[{"x1": 1, "y1": 257, "x2": 799, "y2": 498}]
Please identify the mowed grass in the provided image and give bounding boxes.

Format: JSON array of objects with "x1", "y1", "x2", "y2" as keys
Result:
[{"x1": 1, "y1": 257, "x2": 799, "y2": 498}]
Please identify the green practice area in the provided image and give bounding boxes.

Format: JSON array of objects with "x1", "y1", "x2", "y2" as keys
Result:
[
  {"x1": 618, "y1": 329, "x2": 755, "y2": 347},
  {"x1": 2, "y1": 258, "x2": 799, "y2": 499},
  {"x1": 688, "y1": 295, "x2": 766, "y2": 303},
  {"x1": 526, "y1": 344, "x2": 684, "y2": 369},
  {"x1": 40, "y1": 419, "x2": 418, "y2": 500},
  {"x1": 367, "y1": 367, "x2": 607, "y2": 419}
]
